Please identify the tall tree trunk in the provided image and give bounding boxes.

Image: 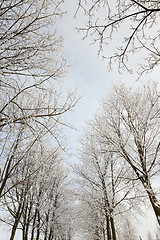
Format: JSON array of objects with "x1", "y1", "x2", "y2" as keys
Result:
[
  {"x1": 9, "y1": 200, "x2": 25, "y2": 240},
  {"x1": 44, "y1": 212, "x2": 49, "y2": 240},
  {"x1": 22, "y1": 203, "x2": 28, "y2": 240},
  {"x1": 36, "y1": 210, "x2": 40, "y2": 240},
  {"x1": 48, "y1": 228, "x2": 53, "y2": 240},
  {"x1": 102, "y1": 226, "x2": 106, "y2": 240},
  {"x1": 23, "y1": 200, "x2": 33, "y2": 240},
  {"x1": 145, "y1": 180, "x2": 160, "y2": 225},
  {"x1": 101, "y1": 176, "x2": 112, "y2": 240},
  {"x1": 30, "y1": 208, "x2": 37, "y2": 240},
  {"x1": 106, "y1": 215, "x2": 111, "y2": 240},
  {"x1": 122, "y1": 146, "x2": 160, "y2": 225},
  {"x1": 110, "y1": 216, "x2": 116, "y2": 240}
]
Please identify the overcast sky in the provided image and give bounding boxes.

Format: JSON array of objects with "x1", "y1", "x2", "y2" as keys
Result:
[{"x1": 57, "y1": 0, "x2": 123, "y2": 156}]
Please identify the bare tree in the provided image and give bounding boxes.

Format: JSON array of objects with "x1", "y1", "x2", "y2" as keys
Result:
[
  {"x1": 0, "y1": 2, "x2": 79, "y2": 239},
  {"x1": 74, "y1": 129, "x2": 143, "y2": 240},
  {"x1": 0, "y1": 0, "x2": 79, "y2": 200},
  {"x1": 0, "y1": 85, "x2": 77, "y2": 199},
  {"x1": 76, "y1": 0, "x2": 160, "y2": 75},
  {"x1": 0, "y1": 141, "x2": 74, "y2": 240},
  {"x1": 87, "y1": 81, "x2": 160, "y2": 225}
]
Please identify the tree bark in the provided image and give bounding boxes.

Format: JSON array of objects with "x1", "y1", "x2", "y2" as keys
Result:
[
  {"x1": 106, "y1": 215, "x2": 111, "y2": 240},
  {"x1": 9, "y1": 200, "x2": 25, "y2": 240},
  {"x1": 110, "y1": 216, "x2": 116, "y2": 240},
  {"x1": 146, "y1": 181, "x2": 160, "y2": 225},
  {"x1": 30, "y1": 208, "x2": 38, "y2": 240},
  {"x1": 36, "y1": 210, "x2": 40, "y2": 240}
]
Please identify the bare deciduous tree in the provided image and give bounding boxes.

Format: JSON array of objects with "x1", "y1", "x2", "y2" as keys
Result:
[
  {"x1": 87, "y1": 81, "x2": 160, "y2": 225},
  {"x1": 74, "y1": 129, "x2": 143, "y2": 240},
  {"x1": 0, "y1": 2, "x2": 79, "y2": 239},
  {"x1": 0, "y1": 0, "x2": 79, "y2": 201},
  {"x1": 1, "y1": 142, "x2": 74, "y2": 240}
]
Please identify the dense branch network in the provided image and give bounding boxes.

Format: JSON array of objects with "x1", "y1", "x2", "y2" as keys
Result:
[
  {"x1": 76, "y1": 0, "x2": 160, "y2": 75},
  {"x1": 0, "y1": 2, "x2": 78, "y2": 240}
]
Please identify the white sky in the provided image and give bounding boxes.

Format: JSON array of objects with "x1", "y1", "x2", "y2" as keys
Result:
[{"x1": 57, "y1": 0, "x2": 121, "y2": 156}]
